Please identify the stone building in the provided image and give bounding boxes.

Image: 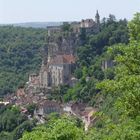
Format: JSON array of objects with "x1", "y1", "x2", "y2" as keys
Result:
[
  {"x1": 95, "y1": 10, "x2": 100, "y2": 25},
  {"x1": 26, "y1": 29, "x2": 77, "y2": 90},
  {"x1": 39, "y1": 54, "x2": 75, "y2": 88},
  {"x1": 34, "y1": 100, "x2": 61, "y2": 116},
  {"x1": 28, "y1": 73, "x2": 40, "y2": 87},
  {"x1": 80, "y1": 19, "x2": 95, "y2": 28},
  {"x1": 39, "y1": 25, "x2": 77, "y2": 89},
  {"x1": 79, "y1": 10, "x2": 100, "y2": 34},
  {"x1": 27, "y1": 11, "x2": 100, "y2": 90}
]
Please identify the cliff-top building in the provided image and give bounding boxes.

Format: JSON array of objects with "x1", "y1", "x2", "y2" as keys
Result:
[
  {"x1": 81, "y1": 10, "x2": 100, "y2": 33},
  {"x1": 27, "y1": 11, "x2": 100, "y2": 90},
  {"x1": 39, "y1": 53, "x2": 76, "y2": 88}
]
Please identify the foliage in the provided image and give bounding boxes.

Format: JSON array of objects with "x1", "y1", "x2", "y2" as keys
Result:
[
  {"x1": 1, "y1": 13, "x2": 139, "y2": 140},
  {"x1": 26, "y1": 104, "x2": 37, "y2": 116},
  {"x1": 74, "y1": 68, "x2": 83, "y2": 79},
  {"x1": 86, "y1": 117, "x2": 140, "y2": 140},
  {"x1": 62, "y1": 13, "x2": 140, "y2": 139},
  {"x1": 61, "y1": 22, "x2": 71, "y2": 32},
  {"x1": 0, "y1": 105, "x2": 27, "y2": 132},
  {"x1": 21, "y1": 116, "x2": 85, "y2": 140},
  {"x1": 49, "y1": 85, "x2": 70, "y2": 102},
  {"x1": 64, "y1": 77, "x2": 98, "y2": 104},
  {"x1": 88, "y1": 13, "x2": 140, "y2": 139},
  {"x1": 0, "y1": 104, "x2": 36, "y2": 140},
  {"x1": 0, "y1": 26, "x2": 47, "y2": 96},
  {"x1": 77, "y1": 17, "x2": 128, "y2": 67},
  {"x1": 128, "y1": 13, "x2": 140, "y2": 42},
  {"x1": 12, "y1": 120, "x2": 36, "y2": 140}
]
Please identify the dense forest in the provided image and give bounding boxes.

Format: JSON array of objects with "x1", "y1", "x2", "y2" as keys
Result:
[
  {"x1": 0, "y1": 26, "x2": 47, "y2": 96},
  {"x1": 0, "y1": 13, "x2": 140, "y2": 140}
]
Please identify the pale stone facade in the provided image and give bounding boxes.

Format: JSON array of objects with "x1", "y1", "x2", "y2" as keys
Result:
[
  {"x1": 39, "y1": 64, "x2": 48, "y2": 87},
  {"x1": 39, "y1": 54, "x2": 75, "y2": 88},
  {"x1": 34, "y1": 100, "x2": 61, "y2": 115},
  {"x1": 80, "y1": 19, "x2": 95, "y2": 28},
  {"x1": 78, "y1": 11, "x2": 100, "y2": 34},
  {"x1": 28, "y1": 11, "x2": 100, "y2": 89}
]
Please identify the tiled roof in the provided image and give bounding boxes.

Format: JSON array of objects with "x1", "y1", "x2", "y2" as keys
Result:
[
  {"x1": 49, "y1": 54, "x2": 75, "y2": 65},
  {"x1": 82, "y1": 19, "x2": 94, "y2": 22},
  {"x1": 39, "y1": 100, "x2": 60, "y2": 108},
  {"x1": 63, "y1": 54, "x2": 75, "y2": 63},
  {"x1": 16, "y1": 88, "x2": 25, "y2": 97},
  {"x1": 71, "y1": 102, "x2": 86, "y2": 113}
]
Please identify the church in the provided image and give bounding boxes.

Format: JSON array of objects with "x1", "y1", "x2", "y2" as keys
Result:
[
  {"x1": 38, "y1": 26, "x2": 77, "y2": 88},
  {"x1": 39, "y1": 53, "x2": 75, "y2": 88}
]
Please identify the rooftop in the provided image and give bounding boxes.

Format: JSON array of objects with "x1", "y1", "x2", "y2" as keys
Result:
[{"x1": 49, "y1": 54, "x2": 75, "y2": 65}]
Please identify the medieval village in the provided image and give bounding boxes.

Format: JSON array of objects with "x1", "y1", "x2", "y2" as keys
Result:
[
  {"x1": 0, "y1": 11, "x2": 112, "y2": 131},
  {"x1": 0, "y1": 0, "x2": 139, "y2": 138}
]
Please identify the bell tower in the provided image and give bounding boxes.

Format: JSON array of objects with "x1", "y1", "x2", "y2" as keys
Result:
[{"x1": 95, "y1": 10, "x2": 100, "y2": 25}]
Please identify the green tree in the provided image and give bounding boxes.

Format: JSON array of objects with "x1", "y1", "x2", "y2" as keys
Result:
[
  {"x1": 21, "y1": 117, "x2": 85, "y2": 140},
  {"x1": 128, "y1": 13, "x2": 140, "y2": 42},
  {"x1": 88, "y1": 14, "x2": 140, "y2": 139},
  {"x1": 0, "y1": 26, "x2": 47, "y2": 96}
]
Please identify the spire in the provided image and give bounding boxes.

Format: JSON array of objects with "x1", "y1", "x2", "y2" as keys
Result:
[{"x1": 95, "y1": 10, "x2": 100, "y2": 24}]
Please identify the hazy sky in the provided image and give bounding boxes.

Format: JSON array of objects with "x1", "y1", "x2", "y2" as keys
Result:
[{"x1": 0, "y1": 0, "x2": 140, "y2": 24}]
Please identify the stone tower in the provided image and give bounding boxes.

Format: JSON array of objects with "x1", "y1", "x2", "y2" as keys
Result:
[
  {"x1": 95, "y1": 10, "x2": 100, "y2": 25},
  {"x1": 42, "y1": 45, "x2": 48, "y2": 65}
]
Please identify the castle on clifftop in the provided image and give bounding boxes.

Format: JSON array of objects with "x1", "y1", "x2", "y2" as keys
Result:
[{"x1": 27, "y1": 11, "x2": 100, "y2": 91}]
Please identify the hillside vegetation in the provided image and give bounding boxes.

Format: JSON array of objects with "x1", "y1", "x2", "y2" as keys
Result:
[
  {"x1": 0, "y1": 26, "x2": 47, "y2": 96},
  {"x1": 0, "y1": 13, "x2": 140, "y2": 140},
  {"x1": 21, "y1": 13, "x2": 140, "y2": 140}
]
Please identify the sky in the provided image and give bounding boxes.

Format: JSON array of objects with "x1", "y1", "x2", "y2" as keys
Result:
[{"x1": 0, "y1": 0, "x2": 140, "y2": 24}]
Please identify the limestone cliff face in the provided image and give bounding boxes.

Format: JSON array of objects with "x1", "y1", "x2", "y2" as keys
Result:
[
  {"x1": 39, "y1": 16, "x2": 100, "y2": 88},
  {"x1": 38, "y1": 28, "x2": 79, "y2": 88},
  {"x1": 47, "y1": 32, "x2": 79, "y2": 60},
  {"x1": 27, "y1": 14, "x2": 101, "y2": 91}
]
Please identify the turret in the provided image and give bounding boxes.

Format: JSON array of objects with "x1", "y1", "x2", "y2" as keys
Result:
[{"x1": 95, "y1": 10, "x2": 100, "y2": 25}]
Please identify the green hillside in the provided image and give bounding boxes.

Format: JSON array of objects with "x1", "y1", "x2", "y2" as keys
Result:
[
  {"x1": 0, "y1": 26, "x2": 47, "y2": 96},
  {"x1": 0, "y1": 13, "x2": 140, "y2": 140}
]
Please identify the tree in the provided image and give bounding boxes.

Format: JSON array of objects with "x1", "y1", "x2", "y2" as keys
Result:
[
  {"x1": 128, "y1": 13, "x2": 140, "y2": 42},
  {"x1": 13, "y1": 120, "x2": 36, "y2": 140},
  {"x1": 26, "y1": 104, "x2": 36, "y2": 116},
  {"x1": 0, "y1": 26, "x2": 47, "y2": 96},
  {"x1": 21, "y1": 117, "x2": 85, "y2": 140},
  {"x1": 89, "y1": 13, "x2": 140, "y2": 139},
  {"x1": 62, "y1": 22, "x2": 71, "y2": 32},
  {"x1": 108, "y1": 14, "x2": 116, "y2": 23}
]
